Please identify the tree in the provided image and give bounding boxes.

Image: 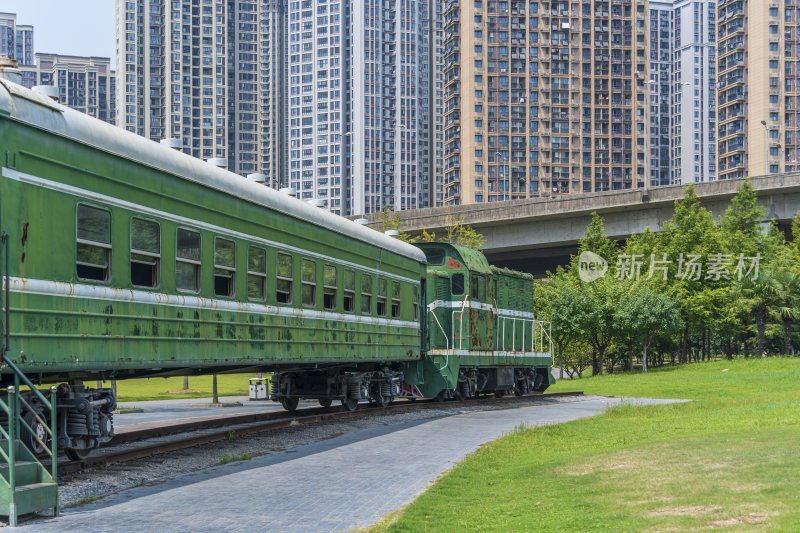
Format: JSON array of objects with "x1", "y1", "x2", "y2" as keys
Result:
[
  {"x1": 792, "y1": 210, "x2": 800, "y2": 247},
  {"x1": 574, "y1": 276, "x2": 623, "y2": 375},
  {"x1": 771, "y1": 269, "x2": 800, "y2": 355},
  {"x1": 571, "y1": 212, "x2": 619, "y2": 272},
  {"x1": 560, "y1": 340, "x2": 593, "y2": 378},
  {"x1": 733, "y1": 269, "x2": 780, "y2": 357},
  {"x1": 374, "y1": 207, "x2": 418, "y2": 243},
  {"x1": 659, "y1": 185, "x2": 722, "y2": 362},
  {"x1": 536, "y1": 273, "x2": 584, "y2": 379},
  {"x1": 375, "y1": 210, "x2": 483, "y2": 249},
  {"x1": 614, "y1": 285, "x2": 682, "y2": 373},
  {"x1": 442, "y1": 214, "x2": 486, "y2": 250},
  {"x1": 720, "y1": 178, "x2": 764, "y2": 259}
]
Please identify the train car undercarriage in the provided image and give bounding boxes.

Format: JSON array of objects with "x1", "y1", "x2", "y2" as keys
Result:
[
  {"x1": 270, "y1": 367, "x2": 404, "y2": 411},
  {"x1": 270, "y1": 364, "x2": 551, "y2": 411},
  {"x1": 3, "y1": 381, "x2": 116, "y2": 461}
]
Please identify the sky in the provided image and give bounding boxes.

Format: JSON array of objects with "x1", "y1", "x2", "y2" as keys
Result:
[{"x1": 2, "y1": 1, "x2": 115, "y2": 66}]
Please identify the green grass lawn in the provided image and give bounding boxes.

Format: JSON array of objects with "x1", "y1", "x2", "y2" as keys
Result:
[
  {"x1": 102, "y1": 373, "x2": 257, "y2": 402},
  {"x1": 379, "y1": 358, "x2": 800, "y2": 532}
]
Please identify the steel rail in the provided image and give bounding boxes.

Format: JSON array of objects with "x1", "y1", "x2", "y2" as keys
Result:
[{"x1": 54, "y1": 391, "x2": 584, "y2": 476}]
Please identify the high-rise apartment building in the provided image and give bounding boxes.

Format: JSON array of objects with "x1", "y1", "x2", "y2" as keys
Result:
[
  {"x1": 20, "y1": 54, "x2": 117, "y2": 124},
  {"x1": 442, "y1": 0, "x2": 651, "y2": 206},
  {"x1": 648, "y1": 0, "x2": 716, "y2": 186},
  {"x1": 420, "y1": 0, "x2": 445, "y2": 208},
  {"x1": 227, "y1": 0, "x2": 287, "y2": 182},
  {"x1": 1, "y1": 12, "x2": 35, "y2": 86},
  {"x1": 286, "y1": 0, "x2": 441, "y2": 215},
  {"x1": 116, "y1": 0, "x2": 286, "y2": 187},
  {"x1": 1, "y1": 13, "x2": 116, "y2": 126},
  {"x1": 718, "y1": 0, "x2": 800, "y2": 179},
  {"x1": 0, "y1": 13, "x2": 33, "y2": 64},
  {"x1": 649, "y1": 1, "x2": 674, "y2": 186},
  {"x1": 673, "y1": 0, "x2": 716, "y2": 184}
]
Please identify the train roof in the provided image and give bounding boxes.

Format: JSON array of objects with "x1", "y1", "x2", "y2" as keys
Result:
[
  {"x1": 0, "y1": 79, "x2": 426, "y2": 264},
  {"x1": 416, "y1": 242, "x2": 534, "y2": 280}
]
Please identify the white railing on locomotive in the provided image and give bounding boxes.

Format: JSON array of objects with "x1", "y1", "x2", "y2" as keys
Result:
[
  {"x1": 451, "y1": 293, "x2": 470, "y2": 350},
  {"x1": 495, "y1": 314, "x2": 553, "y2": 355}
]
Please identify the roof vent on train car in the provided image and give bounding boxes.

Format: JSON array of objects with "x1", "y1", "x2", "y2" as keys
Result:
[
  {"x1": 0, "y1": 57, "x2": 22, "y2": 84},
  {"x1": 384, "y1": 230, "x2": 399, "y2": 238},
  {"x1": 279, "y1": 187, "x2": 297, "y2": 198},
  {"x1": 247, "y1": 173, "x2": 267, "y2": 185},
  {"x1": 206, "y1": 157, "x2": 228, "y2": 169},
  {"x1": 160, "y1": 138, "x2": 182, "y2": 150},
  {"x1": 32, "y1": 85, "x2": 59, "y2": 101},
  {"x1": 306, "y1": 199, "x2": 325, "y2": 208},
  {"x1": 354, "y1": 218, "x2": 370, "y2": 225}
]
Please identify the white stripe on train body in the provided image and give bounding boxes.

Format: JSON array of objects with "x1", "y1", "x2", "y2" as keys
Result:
[
  {"x1": 5, "y1": 277, "x2": 420, "y2": 330},
  {"x1": 426, "y1": 299, "x2": 535, "y2": 319}
]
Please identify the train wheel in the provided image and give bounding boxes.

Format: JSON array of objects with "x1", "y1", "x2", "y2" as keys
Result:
[
  {"x1": 65, "y1": 447, "x2": 92, "y2": 461},
  {"x1": 341, "y1": 398, "x2": 359, "y2": 411},
  {"x1": 494, "y1": 391, "x2": 505, "y2": 398},
  {"x1": 318, "y1": 398, "x2": 332, "y2": 409},
  {"x1": 373, "y1": 394, "x2": 390, "y2": 408},
  {"x1": 280, "y1": 397, "x2": 299, "y2": 412},
  {"x1": 22, "y1": 411, "x2": 48, "y2": 455}
]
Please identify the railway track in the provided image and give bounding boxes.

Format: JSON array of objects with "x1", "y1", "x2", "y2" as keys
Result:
[{"x1": 55, "y1": 391, "x2": 584, "y2": 476}]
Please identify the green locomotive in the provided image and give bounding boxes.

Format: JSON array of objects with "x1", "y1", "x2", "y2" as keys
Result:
[{"x1": 0, "y1": 76, "x2": 552, "y2": 466}]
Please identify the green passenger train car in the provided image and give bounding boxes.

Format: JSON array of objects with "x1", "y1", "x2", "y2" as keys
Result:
[{"x1": 0, "y1": 78, "x2": 426, "y2": 457}]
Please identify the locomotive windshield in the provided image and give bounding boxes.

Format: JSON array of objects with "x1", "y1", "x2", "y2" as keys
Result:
[{"x1": 423, "y1": 247, "x2": 445, "y2": 265}]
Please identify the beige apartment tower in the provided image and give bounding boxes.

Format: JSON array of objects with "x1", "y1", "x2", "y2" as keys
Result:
[
  {"x1": 443, "y1": 0, "x2": 651, "y2": 205},
  {"x1": 717, "y1": 1, "x2": 800, "y2": 179}
]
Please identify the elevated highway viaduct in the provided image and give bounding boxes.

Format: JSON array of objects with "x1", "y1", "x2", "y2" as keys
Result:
[{"x1": 362, "y1": 174, "x2": 800, "y2": 276}]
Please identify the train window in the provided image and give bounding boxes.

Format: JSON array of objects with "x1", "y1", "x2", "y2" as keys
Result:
[
  {"x1": 343, "y1": 269, "x2": 355, "y2": 312},
  {"x1": 214, "y1": 238, "x2": 235, "y2": 298},
  {"x1": 377, "y1": 278, "x2": 388, "y2": 316},
  {"x1": 247, "y1": 247, "x2": 267, "y2": 301},
  {"x1": 130, "y1": 218, "x2": 160, "y2": 288},
  {"x1": 451, "y1": 273, "x2": 465, "y2": 295},
  {"x1": 276, "y1": 253, "x2": 293, "y2": 304},
  {"x1": 413, "y1": 287, "x2": 419, "y2": 321},
  {"x1": 423, "y1": 247, "x2": 445, "y2": 265},
  {"x1": 470, "y1": 275, "x2": 486, "y2": 302},
  {"x1": 76, "y1": 204, "x2": 111, "y2": 282},
  {"x1": 361, "y1": 273, "x2": 372, "y2": 314},
  {"x1": 323, "y1": 265, "x2": 337, "y2": 310},
  {"x1": 176, "y1": 228, "x2": 201, "y2": 293},
  {"x1": 301, "y1": 259, "x2": 316, "y2": 307},
  {"x1": 391, "y1": 281, "x2": 401, "y2": 318}
]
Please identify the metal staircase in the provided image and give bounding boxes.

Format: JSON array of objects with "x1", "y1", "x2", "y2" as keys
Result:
[
  {"x1": 0, "y1": 361, "x2": 59, "y2": 526},
  {"x1": 0, "y1": 231, "x2": 59, "y2": 525}
]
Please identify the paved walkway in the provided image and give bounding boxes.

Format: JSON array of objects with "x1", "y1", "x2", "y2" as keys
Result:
[{"x1": 22, "y1": 396, "x2": 682, "y2": 533}]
